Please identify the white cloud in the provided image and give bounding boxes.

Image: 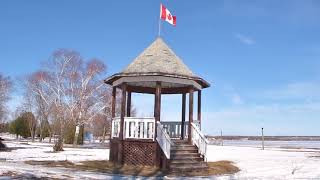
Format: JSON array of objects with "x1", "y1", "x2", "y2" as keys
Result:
[
  {"x1": 220, "y1": 84, "x2": 244, "y2": 105},
  {"x1": 201, "y1": 81, "x2": 320, "y2": 135},
  {"x1": 260, "y1": 82, "x2": 320, "y2": 101},
  {"x1": 231, "y1": 93, "x2": 244, "y2": 105},
  {"x1": 234, "y1": 33, "x2": 256, "y2": 45},
  {"x1": 201, "y1": 102, "x2": 320, "y2": 136}
]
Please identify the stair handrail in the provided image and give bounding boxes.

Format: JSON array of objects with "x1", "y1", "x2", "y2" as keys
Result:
[
  {"x1": 191, "y1": 122, "x2": 209, "y2": 161},
  {"x1": 156, "y1": 121, "x2": 172, "y2": 159}
]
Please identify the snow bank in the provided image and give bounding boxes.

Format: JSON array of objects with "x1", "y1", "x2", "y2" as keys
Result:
[
  {"x1": 1, "y1": 140, "x2": 109, "y2": 162},
  {"x1": 207, "y1": 145, "x2": 320, "y2": 179},
  {"x1": 0, "y1": 137, "x2": 110, "y2": 179}
]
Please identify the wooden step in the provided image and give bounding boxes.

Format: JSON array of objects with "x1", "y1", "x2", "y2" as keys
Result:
[
  {"x1": 170, "y1": 159, "x2": 203, "y2": 164},
  {"x1": 171, "y1": 147, "x2": 197, "y2": 151},
  {"x1": 171, "y1": 152, "x2": 200, "y2": 157},
  {"x1": 171, "y1": 149, "x2": 198, "y2": 153},
  {"x1": 172, "y1": 140, "x2": 189, "y2": 144},
  {"x1": 170, "y1": 156, "x2": 203, "y2": 161},
  {"x1": 171, "y1": 144, "x2": 196, "y2": 148}
]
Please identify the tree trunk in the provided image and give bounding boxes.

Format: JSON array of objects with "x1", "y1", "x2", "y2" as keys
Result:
[
  {"x1": 54, "y1": 136, "x2": 64, "y2": 152},
  {"x1": 39, "y1": 122, "x2": 43, "y2": 142},
  {"x1": 49, "y1": 133, "x2": 52, "y2": 143},
  {"x1": 73, "y1": 124, "x2": 80, "y2": 146},
  {"x1": 77, "y1": 124, "x2": 84, "y2": 145},
  {"x1": 47, "y1": 118, "x2": 52, "y2": 143},
  {"x1": 31, "y1": 130, "x2": 35, "y2": 142},
  {"x1": 101, "y1": 126, "x2": 106, "y2": 144},
  {"x1": 48, "y1": 127, "x2": 52, "y2": 143},
  {"x1": 53, "y1": 119, "x2": 64, "y2": 152}
]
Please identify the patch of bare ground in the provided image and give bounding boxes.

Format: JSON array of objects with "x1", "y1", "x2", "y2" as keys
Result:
[
  {"x1": 25, "y1": 160, "x2": 240, "y2": 177},
  {"x1": 0, "y1": 171, "x2": 52, "y2": 179},
  {"x1": 169, "y1": 161, "x2": 240, "y2": 177},
  {"x1": 308, "y1": 152, "x2": 320, "y2": 159}
]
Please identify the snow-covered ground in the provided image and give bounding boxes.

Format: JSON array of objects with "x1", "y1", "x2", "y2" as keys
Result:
[
  {"x1": 223, "y1": 139, "x2": 320, "y2": 149},
  {"x1": 1, "y1": 133, "x2": 320, "y2": 179},
  {"x1": 0, "y1": 134, "x2": 113, "y2": 179},
  {"x1": 208, "y1": 145, "x2": 320, "y2": 179}
]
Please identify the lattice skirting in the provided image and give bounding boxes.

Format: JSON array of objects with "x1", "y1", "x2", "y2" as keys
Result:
[
  {"x1": 109, "y1": 139, "x2": 159, "y2": 166},
  {"x1": 123, "y1": 141, "x2": 158, "y2": 166}
]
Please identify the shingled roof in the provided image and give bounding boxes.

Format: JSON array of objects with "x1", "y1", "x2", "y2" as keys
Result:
[
  {"x1": 105, "y1": 38, "x2": 210, "y2": 89},
  {"x1": 123, "y1": 38, "x2": 194, "y2": 77}
]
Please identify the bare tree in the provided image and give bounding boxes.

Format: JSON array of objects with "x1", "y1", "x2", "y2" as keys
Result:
[
  {"x1": 22, "y1": 112, "x2": 37, "y2": 142},
  {"x1": 20, "y1": 71, "x2": 52, "y2": 142},
  {"x1": 0, "y1": 74, "x2": 12, "y2": 124},
  {"x1": 67, "y1": 59, "x2": 108, "y2": 145},
  {"x1": 25, "y1": 49, "x2": 110, "y2": 150},
  {"x1": 25, "y1": 52, "x2": 74, "y2": 151}
]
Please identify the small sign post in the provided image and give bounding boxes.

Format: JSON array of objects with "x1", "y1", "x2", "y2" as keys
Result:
[
  {"x1": 261, "y1": 127, "x2": 265, "y2": 150},
  {"x1": 220, "y1": 130, "x2": 223, "y2": 146}
]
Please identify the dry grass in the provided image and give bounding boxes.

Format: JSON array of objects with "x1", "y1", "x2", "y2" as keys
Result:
[
  {"x1": 207, "y1": 161, "x2": 240, "y2": 175},
  {"x1": 25, "y1": 160, "x2": 164, "y2": 177},
  {"x1": 25, "y1": 160, "x2": 240, "y2": 177},
  {"x1": 169, "y1": 160, "x2": 240, "y2": 177}
]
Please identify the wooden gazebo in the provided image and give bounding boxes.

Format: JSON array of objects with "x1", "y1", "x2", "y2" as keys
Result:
[{"x1": 104, "y1": 38, "x2": 210, "y2": 170}]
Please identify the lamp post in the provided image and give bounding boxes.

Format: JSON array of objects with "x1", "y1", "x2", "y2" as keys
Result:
[{"x1": 261, "y1": 127, "x2": 265, "y2": 150}]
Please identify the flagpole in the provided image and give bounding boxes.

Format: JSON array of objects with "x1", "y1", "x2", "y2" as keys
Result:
[{"x1": 158, "y1": 18, "x2": 161, "y2": 37}]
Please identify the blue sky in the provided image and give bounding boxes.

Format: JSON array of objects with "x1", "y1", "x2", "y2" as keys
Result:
[{"x1": 1, "y1": 1, "x2": 320, "y2": 136}]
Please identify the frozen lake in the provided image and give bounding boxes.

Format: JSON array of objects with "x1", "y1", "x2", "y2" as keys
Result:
[{"x1": 222, "y1": 140, "x2": 320, "y2": 149}]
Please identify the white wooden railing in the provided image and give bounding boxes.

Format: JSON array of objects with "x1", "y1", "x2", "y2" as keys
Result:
[
  {"x1": 111, "y1": 117, "x2": 120, "y2": 138},
  {"x1": 193, "y1": 120, "x2": 200, "y2": 128},
  {"x1": 161, "y1": 121, "x2": 188, "y2": 139},
  {"x1": 124, "y1": 117, "x2": 155, "y2": 140},
  {"x1": 111, "y1": 117, "x2": 156, "y2": 140},
  {"x1": 191, "y1": 122, "x2": 209, "y2": 161},
  {"x1": 156, "y1": 122, "x2": 172, "y2": 159}
]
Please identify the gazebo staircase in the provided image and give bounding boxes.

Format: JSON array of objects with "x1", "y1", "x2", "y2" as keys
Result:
[
  {"x1": 157, "y1": 121, "x2": 209, "y2": 172},
  {"x1": 169, "y1": 139, "x2": 208, "y2": 172}
]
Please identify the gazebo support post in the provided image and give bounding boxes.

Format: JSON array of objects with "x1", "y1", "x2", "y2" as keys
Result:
[
  {"x1": 154, "y1": 82, "x2": 162, "y2": 134},
  {"x1": 118, "y1": 83, "x2": 127, "y2": 164},
  {"x1": 111, "y1": 87, "x2": 116, "y2": 118},
  {"x1": 154, "y1": 82, "x2": 162, "y2": 167},
  {"x1": 109, "y1": 86, "x2": 117, "y2": 162},
  {"x1": 198, "y1": 90, "x2": 202, "y2": 129},
  {"x1": 127, "y1": 91, "x2": 131, "y2": 117},
  {"x1": 181, "y1": 93, "x2": 186, "y2": 140},
  {"x1": 188, "y1": 88, "x2": 194, "y2": 144},
  {"x1": 119, "y1": 83, "x2": 127, "y2": 140}
]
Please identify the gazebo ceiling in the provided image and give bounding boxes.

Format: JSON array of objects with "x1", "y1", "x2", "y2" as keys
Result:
[{"x1": 104, "y1": 37, "x2": 210, "y2": 93}]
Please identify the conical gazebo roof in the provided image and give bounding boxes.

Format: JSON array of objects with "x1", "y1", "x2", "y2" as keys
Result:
[
  {"x1": 105, "y1": 38, "x2": 210, "y2": 93},
  {"x1": 123, "y1": 38, "x2": 194, "y2": 77}
]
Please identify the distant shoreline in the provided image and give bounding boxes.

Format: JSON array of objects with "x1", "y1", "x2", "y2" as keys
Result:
[{"x1": 207, "y1": 136, "x2": 320, "y2": 141}]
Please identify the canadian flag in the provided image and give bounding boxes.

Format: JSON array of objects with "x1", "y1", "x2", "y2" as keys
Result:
[{"x1": 160, "y1": 4, "x2": 176, "y2": 26}]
